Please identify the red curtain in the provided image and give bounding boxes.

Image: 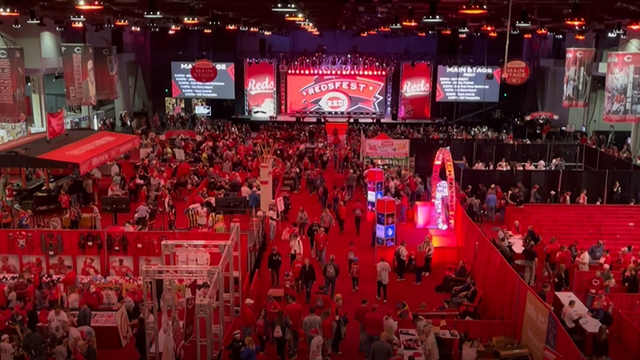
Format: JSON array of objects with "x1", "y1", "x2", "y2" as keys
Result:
[
  {"x1": 611, "y1": 309, "x2": 640, "y2": 358},
  {"x1": 607, "y1": 293, "x2": 640, "y2": 311}
]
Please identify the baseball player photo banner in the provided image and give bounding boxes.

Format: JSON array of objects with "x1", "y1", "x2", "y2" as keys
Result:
[
  {"x1": 603, "y1": 52, "x2": 640, "y2": 123},
  {"x1": 61, "y1": 44, "x2": 96, "y2": 106},
  {"x1": 0, "y1": 46, "x2": 27, "y2": 122},
  {"x1": 399, "y1": 62, "x2": 432, "y2": 119},
  {"x1": 562, "y1": 48, "x2": 595, "y2": 108},
  {"x1": 245, "y1": 60, "x2": 276, "y2": 119},
  {"x1": 94, "y1": 47, "x2": 119, "y2": 100}
]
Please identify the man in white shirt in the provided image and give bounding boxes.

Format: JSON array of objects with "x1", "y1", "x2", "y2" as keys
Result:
[
  {"x1": 376, "y1": 258, "x2": 391, "y2": 303},
  {"x1": 5, "y1": 286, "x2": 16, "y2": 308},
  {"x1": 268, "y1": 207, "x2": 278, "y2": 241},
  {"x1": 241, "y1": 183, "x2": 251, "y2": 198},
  {"x1": 48, "y1": 305, "x2": 69, "y2": 338},
  {"x1": 395, "y1": 242, "x2": 409, "y2": 281},
  {"x1": 309, "y1": 328, "x2": 323, "y2": 360},
  {"x1": 576, "y1": 249, "x2": 590, "y2": 271},
  {"x1": 0, "y1": 334, "x2": 14, "y2": 360},
  {"x1": 561, "y1": 300, "x2": 583, "y2": 336},
  {"x1": 422, "y1": 325, "x2": 439, "y2": 360}
]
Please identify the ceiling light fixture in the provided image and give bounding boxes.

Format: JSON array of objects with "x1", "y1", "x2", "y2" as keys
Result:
[
  {"x1": 150, "y1": 27, "x2": 159, "y2": 32},
  {"x1": 367, "y1": 29, "x2": 377, "y2": 35},
  {"x1": 12, "y1": 19, "x2": 19, "y2": 28},
  {"x1": 312, "y1": 30, "x2": 320, "y2": 35},
  {"x1": 564, "y1": 3, "x2": 584, "y2": 27},
  {"x1": 459, "y1": 3, "x2": 487, "y2": 15},
  {"x1": 239, "y1": 26, "x2": 248, "y2": 31},
  {"x1": 300, "y1": 21, "x2": 313, "y2": 29},
  {"x1": 56, "y1": 25, "x2": 64, "y2": 31},
  {"x1": 458, "y1": 27, "x2": 469, "y2": 33},
  {"x1": 523, "y1": 33, "x2": 532, "y2": 38},
  {"x1": 628, "y1": 21, "x2": 640, "y2": 30},
  {"x1": 379, "y1": 26, "x2": 391, "y2": 32},
  {"x1": 515, "y1": 10, "x2": 530, "y2": 27},
  {"x1": 390, "y1": 23, "x2": 402, "y2": 29},
  {"x1": 459, "y1": 33, "x2": 467, "y2": 38},
  {"x1": 170, "y1": 25, "x2": 181, "y2": 31},
  {"x1": 480, "y1": 23, "x2": 495, "y2": 31},
  {"x1": 105, "y1": 19, "x2": 114, "y2": 28},
  {"x1": 27, "y1": 9, "x2": 39, "y2": 24},
  {"x1": 115, "y1": 18, "x2": 128, "y2": 26},
  {"x1": 536, "y1": 27, "x2": 548, "y2": 35},
  {"x1": 510, "y1": 24, "x2": 519, "y2": 34},
  {"x1": 285, "y1": 13, "x2": 305, "y2": 21},
  {"x1": 417, "y1": 31, "x2": 426, "y2": 36},
  {"x1": 441, "y1": 28, "x2": 451, "y2": 35},
  {"x1": 131, "y1": 26, "x2": 140, "y2": 32},
  {"x1": 360, "y1": 32, "x2": 368, "y2": 37},
  {"x1": 250, "y1": 27, "x2": 259, "y2": 32},
  {"x1": 272, "y1": 2, "x2": 297, "y2": 12},
  {"x1": 402, "y1": 19, "x2": 418, "y2": 27},
  {"x1": 575, "y1": 33, "x2": 586, "y2": 40},
  {"x1": 168, "y1": 29, "x2": 175, "y2": 35},
  {"x1": 70, "y1": 14, "x2": 86, "y2": 21},
  {"x1": 71, "y1": 21, "x2": 84, "y2": 28},
  {"x1": 608, "y1": 31, "x2": 617, "y2": 38},
  {"x1": 183, "y1": 17, "x2": 199, "y2": 25},
  {"x1": 226, "y1": 24, "x2": 237, "y2": 30},
  {"x1": 423, "y1": 1, "x2": 443, "y2": 23},
  {"x1": 263, "y1": 30, "x2": 272, "y2": 36},
  {"x1": 0, "y1": 7, "x2": 19, "y2": 16},
  {"x1": 488, "y1": 31, "x2": 497, "y2": 37},
  {"x1": 75, "y1": 1, "x2": 104, "y2": 10},
  {"x1": 203, "y1": 28, "x2": 212, "y2": 33},
  {"x1": 144, "y1": 11, "x2": 162, "y2": 19}
]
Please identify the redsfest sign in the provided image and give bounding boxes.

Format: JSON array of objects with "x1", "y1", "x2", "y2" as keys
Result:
[
  {"x1": 399, "y1": 62, "x2": 432, "y2": 119},
  {"x1": 245, "y1": 61, "x2": 276, "y2": 118},
  {"x1": 364, "y1": 139, "x2": 410, "y2": 158}
]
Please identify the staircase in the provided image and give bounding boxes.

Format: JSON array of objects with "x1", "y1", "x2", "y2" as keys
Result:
[{"x1": 326, "y1": 122, "x2": 349, "y2": 140}]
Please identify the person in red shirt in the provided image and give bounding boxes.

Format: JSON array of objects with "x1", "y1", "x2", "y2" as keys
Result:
[
  {"x1": 363, "y1": 304, "x2": 384, "y2": 359},
  {"x1": 284, "y1": 296, "x2": 303, "y2": 352},
  {"x1": 347, "y1": 242, "x2": 357, "y2": 270},
  {"x1": 240, "y1": 298, "x2": 255, "y2": 338},
  {"x1": 58, "y1": 190, "x2": 70, "y2": 216},
  {"x1": 336, "y1": 202, "x2": 347, "y2": 233},
  {"x1": 556, "y1": 245, "x2": 572, "y2": 288},
  {"x1": 264, "y1": 295, "x2": 281, "y2": 322},
  {"x1": 597, "y1": 291, "x2": 613, "y2": 313},
  {"x1": 600, "y1": 250, "x2": 612, "y2": 269},
  {"x1": 620, "y1": 248, "x2": 634, "y2": 270},
  {"x1": 321, "y1": 310, "x2": 334, "y2": 355},
  {"x1": 352, "y1": 200, "x2": 365, "y2": 235},
  {"x1": 414, "y1": 244, "x2": 426, "y2": 285},
  {"x1": 292, "y1": 254, "x2": 304, "y2": 293},
  {"x1": 586, "y1": 270, "x2": 605, "y2": 308},
  {"x1": 314, "y1": 230, "x2": 328, "y2": 266},
  {"x1": 354, "y1": 299, "x2": 370, "y2": 352}
]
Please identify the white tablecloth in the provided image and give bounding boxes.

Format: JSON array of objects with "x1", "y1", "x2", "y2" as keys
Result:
[
  {"x1": 555, "y1": 292, "x2": 601, "y2": 333},
  {"x1": 398, "y1": 329, "x2": 424, "y2": 360},
  {"x1": 507, "y1": 233, "x2": 524, "y2": 254}
]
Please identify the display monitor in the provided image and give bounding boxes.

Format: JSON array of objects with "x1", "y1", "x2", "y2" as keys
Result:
[
  {"x1": 286, "y1": 74, "x2": 386, "y2": 114},
  {"x1": 435, "y1": 66, "x2": 500, "y2": 102},
  {"x1": 171, "y1": 62, "x2": 235, "y2": 99}
]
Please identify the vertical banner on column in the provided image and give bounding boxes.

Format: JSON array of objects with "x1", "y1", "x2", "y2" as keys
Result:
[
  {"x1": 520, "y1": 290, "x2": 549, "y2": 360},
  {"x1": 183, "y1": 280, "x2": 197, "y2": 343},
  {"x1": 604, "y1": 52, "x2": 640, "y2": 123},
  {"x1": 46, "y1": 110, "x2": 65, "y2": 140},
  {"x1": 399, "y1": 62, "x2": 431, "y2": 119},
  {"x1": 94, "y1": 47, "x2": 118, "y2": 100},
  {"x1": 562, "y1": 48, "x2": 595, "y2": 108},
  {"x1": 0, "y1": 46, "x2": 27, "y2": 122},
  {"x1": 245, "y1": 60, "x2": 276, "y2": 119},
  {"x1": 61, "y1": 44, "x2": 96, "y2": 106}
]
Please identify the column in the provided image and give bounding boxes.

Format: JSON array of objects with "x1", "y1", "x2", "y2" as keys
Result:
[{"x1": 259, "y1": 159, "x2": 274, "y2": 212}]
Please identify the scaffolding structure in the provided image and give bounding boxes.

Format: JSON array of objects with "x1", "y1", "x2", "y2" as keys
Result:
[{"x1": 141, "y1": 223, "x2": 242, "y2": 360}]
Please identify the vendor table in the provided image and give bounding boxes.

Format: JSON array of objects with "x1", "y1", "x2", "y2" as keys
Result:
[
  {"x1": 398, "y1": 328, "x2": 424, "y2": 360},
  {"x1": 70, "y1": 311, "x2": 123, "y2": 349},
  {"x1": 553, "y1": 292, "x2": 600, "y2": 356}
]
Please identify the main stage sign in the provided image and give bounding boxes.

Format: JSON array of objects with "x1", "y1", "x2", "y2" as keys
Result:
[{"x1": 286, "y1": 74, "x2": 386, "y2": 113}]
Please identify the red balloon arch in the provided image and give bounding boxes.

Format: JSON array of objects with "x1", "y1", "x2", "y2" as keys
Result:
[{"x1": 430, "y1": 148, "x2": 456, "y2": 230}]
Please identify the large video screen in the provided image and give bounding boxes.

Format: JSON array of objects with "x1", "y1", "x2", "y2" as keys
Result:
[
  {"x1": 435, "y1": 66, "x2": 500, "y2": 102},
  {"x1": 171, "y1": 62, "x2": 235, "y2": 99},
  {"x1": 286, "y1": 75, "x2": 386, "y2": 113}
]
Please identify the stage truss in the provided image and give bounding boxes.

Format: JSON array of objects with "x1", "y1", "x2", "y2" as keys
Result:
[
  {"x1": 142, "y1": 223, "x2": 242, "y2": 360},
  {"x1": 431, "y1": 148, "x2": 456, "y2": 230}
]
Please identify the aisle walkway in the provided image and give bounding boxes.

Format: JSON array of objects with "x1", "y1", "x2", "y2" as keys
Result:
[{"x1": 265, "y1": 165, "x2": 447, "y2": 360}]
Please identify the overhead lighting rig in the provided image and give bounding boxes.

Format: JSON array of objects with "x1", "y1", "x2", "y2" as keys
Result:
[
  {"x1": 628, "y1": 21, "x2": 640, "y2": 30},
  {"x1": 71, "y1": 21, "x2": 84, "y2": 28},
  {"x1": 423, "y1": 1, "x2": 443, "y2": 23},
  {"x1": 0, "y1": 7, "x2": 18, "y2": 16},
  {"x1": 285, "y1": 13, "x2": 305, "y2": 21},
  {"x1": 459, "y1": 1, "x2": 487, "y2": 15},
  {"x1": 564, "y1": 3, "x2": 585, "y2": 26},
  {"x1": 75, "y1": 1, "x2": 104, "y2": 10},
  {"x1": 272, "y1": 2, "x2": 297, "y2": 12},
  {"x1": 115, "y1": 18, "x2": 129, "y2": 26},
  {"x1": 183, "y1": 17, "x2": 199, "y2": 25},
  {"x1": 515, "y1": 10, "x2": 530, "y2": 27},
  {"x1": 70, "y1": 14, "x2": 86, "y2": 21}
]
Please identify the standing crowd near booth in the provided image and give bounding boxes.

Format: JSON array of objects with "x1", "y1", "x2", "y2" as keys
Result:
[{"x1": 5, "y1": 2, "x2": 640, "y2": 360}]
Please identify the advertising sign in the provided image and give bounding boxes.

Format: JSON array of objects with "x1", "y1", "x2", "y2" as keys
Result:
[
  {"x1": 399, "y1": 62, "x2": 431, "y2": 119},
  {"x1": 171, "y1": 62, "x2": 235, "y2": 99},
  {"x1": 286, "y1": 74, "x2": 386, "y2": 113},
  {"x1": 502, "y1": 60, "x2": 531, "y2": 86},
  {"x1": 563, "y1": 48, "x2": 595, "y2": 108},
  {"x1": 0, "y1": 46, "x2": 27, "y2": 122},
  {"x1": 520, "y1": 290, "x2": 550, "y2": 360},
  {"x1": 94, "y1": 47, "x2": 118, "y2": 100},
  {"x1": 603, "y1": 52, "x2": 640, "y2": 123},
  {"x1": 61, "y1": 44, "x2": 96, "y2": 106},
  {"x1": 183, "y1": 280, "x2": 197, "y2": 343},
  {"x1": 435, "y1": 66, "x2": 501, "y2": 102},
  {"x1": 364, "y1": 138, "x2": 410, "y2": 158},
  {"x1": 245, "y1": 61, "x2": 277, "y2": 118}
]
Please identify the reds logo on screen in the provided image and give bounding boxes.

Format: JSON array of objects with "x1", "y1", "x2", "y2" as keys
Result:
[
  {"x1": 401, "y1": 78, "x2": 430, "y2": 97},
  {"x1": 296, "y1": 76, "x2": 384, "y2": 112}
]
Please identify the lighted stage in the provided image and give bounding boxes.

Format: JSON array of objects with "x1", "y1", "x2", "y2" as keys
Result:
[{"x1": 243, "y1": 115, "x2": 438, "y2": 123}]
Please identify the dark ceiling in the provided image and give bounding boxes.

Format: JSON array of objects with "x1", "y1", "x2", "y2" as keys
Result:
[{"x1": 7, "y1": 0, "x2": 640, "y2": 32}]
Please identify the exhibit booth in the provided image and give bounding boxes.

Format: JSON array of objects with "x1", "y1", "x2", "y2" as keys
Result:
[{"x1": 361, "y1": 133, "x2": 411, "y2": 170}]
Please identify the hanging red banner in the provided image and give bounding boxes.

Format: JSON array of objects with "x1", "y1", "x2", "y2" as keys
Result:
[
  {"x1": 245, "y1": 61, "x2": 276, "y2": 118},
  {"x1": 94, "y1": 47, "x2": 118, "y2": 100},
  {"x1": 61, "y1": 44, "x2": 96, "y2": 106},
  {"x1": 604, "y1": 52, "x2": 640, "y2": 123},
  {"x1": 0, "y1": 46, "x2": 27, "y2": 122},
  {"x1": 563, "y1": 48, "x2": 595, "y2": 108},
  {"x1": 399, "y1": 62, "x2": 432, "y2": 119},
  {"x1": 46, "y1": 110, "x2": 65, "y2": 140}
]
